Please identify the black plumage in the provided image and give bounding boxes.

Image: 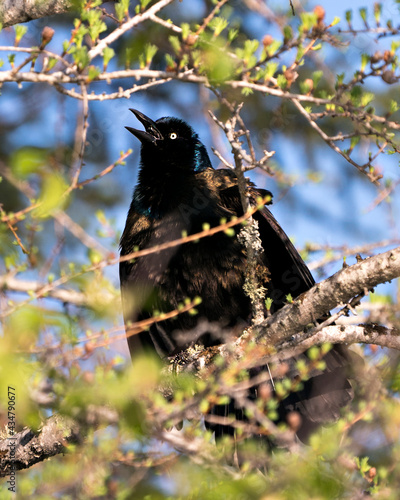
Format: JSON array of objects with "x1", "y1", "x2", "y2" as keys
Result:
[{"x1": 120, "y1": 109, "x2": 354, "y2": 442}]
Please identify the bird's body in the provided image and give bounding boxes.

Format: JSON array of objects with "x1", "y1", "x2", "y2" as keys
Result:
[{"x1": 120, "y1": 109, "x2": 353, "y2": 441}]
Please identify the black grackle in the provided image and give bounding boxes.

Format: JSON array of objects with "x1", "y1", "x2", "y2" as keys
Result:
[{"x1": 120, "y1": 109, "x2": 354, "y2": 442}]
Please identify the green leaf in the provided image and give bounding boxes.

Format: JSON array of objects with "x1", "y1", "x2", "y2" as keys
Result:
[
  {"x1": 200, "y1": 43, "x2": 235, "y2": 84},
  {"x1": 374, "y1": 3, "x2": 382, "y2": 24},
  {"x1": 312, "y1": 70, "x2": 323, "y2": 87},
  {"x1": 46, "y1": 57, "x2": 57, "y2": 71},
  {"x1": 265, "y1": 40, "x2": 281, "y2": 57},
  {"x1": 331, "y1": 16, "x2": 340, "y2": 26},
  {"x1": 224, "y1": 228, "x2": 235, "y2": 237},
  {"x1": 369, "y1": 292, "x2": 392, "y2": 305},
  {"x1": 359, "y1": 7, "x2": 368, "y2": 25},
  {"x1": 361, "y1": 53, "x2": 369, "y2": 72},
  {"x1": 296, "y1": 44, "x2": 305, "y2": 63},
  {"x1": 320, "y1": 343, "x2": 332, "y2": 355},
  {"x1": 283, "y1": 25, "x2": 293, "y2": 44},
  {"x1": 350, "y1": 135, "x2": 360, "y2": 149},
  {"x1": 169, "y1": 35, "x2": 181, "y2": 55},
  {"x1": 71, "y1": 23, "x2": 88, "y2": 48},
  {"x1": 115, "y1": 3, "x2": 126, "y2": 21},
  {"x1": 300, "y1": 12, "x2": 318, "y2": 31},
  {"x1": 228, "y1": 28, "x2": 238, "y2": 43},
  {"x1": 241, "y1": 87, "x2": 253, "y2": 96},
  {"x1": 285, "y1": 293, "x2": 293, "y2": 303},
  {"x1": 71, "y1": 45, "x2": 90, "y2": 69},
  {"x1": 265, "y1": 61, "x2": 278, "y2": 79},
  {"x1": 299, "y1": 79, "x2": 313, "y2": 94},
  {"x1": 350, "y1": 85, "x2": 362, "y2": 104},
  {"x1": 181, "y1": 22, "x2": 191, "y2": 41},
  {"x1": 102, "y1": 46, "x2": 115, "y2": 69},
  {"x1": 139, "y1": 43, "x2": 157, "y2": 68},
  {"x1": 356, "y1": 456, "x2": 371, "y2": 474},
  {"x1": 390, "y1": 99, "x2": 399, "y2": 113},
  {"x1": 88, "y1": 65, "x2": 101, "y2": 81},
  {"x1": 165, "y1": 53, "x2": 176, "y2": 69},
  {"x1": 178, "y1": 53, "x2": 189, "y2": 70},
  {"x1": 88, "y1": 249, "x2": 102, "y2": 265},
  {"x1": 307, "y1": 346, "x2": 320, "y2": 361},
  {"x1": 115, "y1": 0, "x2": 130, "y2": 21},
  {"x1": 361, "y1": 91, "x2": 374, "y2": 107},
  {"x1": 277, "y1": 73, "x2": 288, "y2": 89},
  {"x1": 336, "y1": 72, "x2": 345, "y2": 87},
  {"x1": 236, "y1": 39, "x2": 259, "y2": 69},
  {"x1": 15, "y1": 25, "x2": 28, "y2": 45},
  {"x1": 140, "y1": 0, "x2": 152, "y2": 9},
  {"x1": 10, "y1": 147, "x2": 48, "y2": 178},
  {"x1": 274, "y1": 381, "x2": 287, "y2": 398},
  {"x1": 88, "y1": 20, "x2": 107, "y2": 43},
  {"x1": 199, "y1": 399, "x2": 210, "y2": 413},
  {"x1": 33, "y1": 173, "x2": 68, "y2": 218},
  {"x1": 265, "y1": 297, "x2": 273, "y2": 311},
  {"x1": 209, "y1": 17, "x2": 229, "y2": 37},
  {"x1": 391, "y1": 40, "x2": 400, "y2": 53}
]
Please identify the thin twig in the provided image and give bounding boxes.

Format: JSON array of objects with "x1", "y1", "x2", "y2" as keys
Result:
[
  {"x1": 5, "y1": 219, "x2": 28, "y2": 254},
  {"x1": 291, "y1": 98, "x2": 381, "y2": 185},
  {"x1": 70, "y1": 83, "x2": 89, "y2": 187},
  {"x1": 87, "y1": 0, "x2": 175, "y2": 62},
  {"x1": 195, "y1": 0, "x2": 230, "y2": 36}
]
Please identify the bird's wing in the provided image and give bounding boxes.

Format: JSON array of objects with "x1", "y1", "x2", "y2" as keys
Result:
[
  {"x1": 119, "y1": 209, "x2": 182, "y2": 356},
  {"x1": 252, "y1": 199, "x2": 315, "y2": 297},
  {"x1": 213, "y1": 168, "x2": 314, "y2": 304},
  {"x1": 249, "y1": 190, "x2": 356, "y2": 441},
  {"x1": 213, "y1": 170, "x2": 355, "y2": 441}
]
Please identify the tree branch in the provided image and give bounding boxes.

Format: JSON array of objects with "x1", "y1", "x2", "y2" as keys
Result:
[
  {"x1": 0, "y1": 405, "x2": 119, "y2": 477},
  {"x1": 284, "y1": 324, "x2": 400, "y2": 353},
  {"x1": 0, "y1": 0, "x2": 72, "y2": 28},
  {"x1": 0, "y1": 274, "x2": 114, "y2": 307},
  {"x1": 0, "y1": 414, "x2": 80, "y2": 477},
  {"x1": 87, "y1": 0, "x2": 175, "y2": 62},
  {"x1": 257, "y1": 246, "x2": 400, "y2": 346}
]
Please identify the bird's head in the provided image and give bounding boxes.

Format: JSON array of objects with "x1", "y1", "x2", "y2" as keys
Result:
[{"x1": 126, "y1": 109, "x2": 212, "y2": 172}]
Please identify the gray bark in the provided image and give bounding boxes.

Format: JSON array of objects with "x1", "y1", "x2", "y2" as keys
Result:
[
  {"x1": 1, "y1": 0, "x2": 73, "y2": 28},
  {"x1": 0, "y1": 405, "x2": 118, "y2": 476},
  {"x1": 0, "y1": 414, "x2": 80, "y2": 477},
  {"x1": 257, "y1": 246, "x2": 400, "y2": 346}
]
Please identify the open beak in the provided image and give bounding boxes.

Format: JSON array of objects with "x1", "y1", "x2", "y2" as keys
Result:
[{"x1": 125, "y1": 109, "x2": 163, "y2": 144}]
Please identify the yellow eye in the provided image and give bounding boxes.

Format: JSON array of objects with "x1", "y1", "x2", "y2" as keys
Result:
[{"x1": 169, "y1": 132, "x2": 178, "y2": 140}]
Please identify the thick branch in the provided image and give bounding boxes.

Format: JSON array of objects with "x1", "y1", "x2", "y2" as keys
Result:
[
  {"x1": 0, "y1": 0, "x2": 72, "y2": 28},
  {"x1": 0, "y1": 406, "x2": 118, "y2": 476},
  {"x1": 289, "y1": 324, "x2": 400, "y2": 352},
  {"x1": 258, "y1": 246, "x2": 400, "y2": 346},
  {"x1": 0, "y1": 414, "x2": 80, "y2": 477}
]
